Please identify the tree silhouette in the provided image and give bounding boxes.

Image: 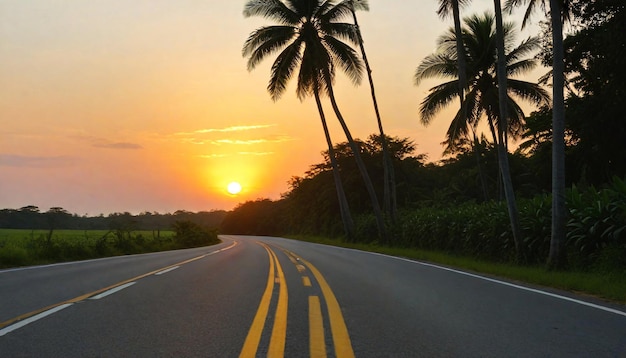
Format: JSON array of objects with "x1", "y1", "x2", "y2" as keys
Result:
[{"x1": 242, "y1": 0, "x2": 387, "y2": 240}]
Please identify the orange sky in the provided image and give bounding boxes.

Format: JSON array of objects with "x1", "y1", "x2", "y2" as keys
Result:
[{"x1": 0, "y1": 0, "x2": 542, "y2": 215}]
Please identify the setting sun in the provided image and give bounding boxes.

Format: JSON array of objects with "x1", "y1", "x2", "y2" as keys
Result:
[{"x1": 227, "y1": 182, "x2": 242, "y2": 195}]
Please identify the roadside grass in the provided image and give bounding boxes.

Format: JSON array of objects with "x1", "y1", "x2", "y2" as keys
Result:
[
  {"x1": 287, "y1": 235, "x2": 626, "y2": 305},
  {"x1": 0, "y1": 229, "x2": 204, "y2": 268}
]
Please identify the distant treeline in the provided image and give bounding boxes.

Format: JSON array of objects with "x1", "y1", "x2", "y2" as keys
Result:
[{"x1": 0, "y1": 206, "x2": 227, "y2": 231}]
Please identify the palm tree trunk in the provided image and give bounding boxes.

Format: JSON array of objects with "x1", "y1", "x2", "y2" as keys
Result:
[
  {"x1": 487, "y1": 115, "x2": 503, "y2": 200},
  {"x1": 487, "y1": 116, "x2": 499, "y2": 147},
  {"x1": 326, "y1": 81, "x2": 388, "y2": 242},
  {"x1": 349, "y1": 6, "x2": 398, "y2": 222},
  {"x1": 472, "y1": 131, "x2": 490, "y2": 201},
  {"x1": 454, "y1": 2, "x2": 488, "y2": 203},
  {"x1": 548, "y1": 0, "x2": 567, "y2": 270},
  {"x1": 452, "y1": 0, "x2": 468, "y2": 102},
  {"x1": 493, "y1": 0, "x2": 526, "y2": 263},
  {"x1": 314, "y1": 89, "x2": 355, "y2": 241}
]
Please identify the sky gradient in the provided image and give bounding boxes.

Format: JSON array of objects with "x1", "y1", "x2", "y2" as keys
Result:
[{"x1": 0, "y1": 0, "x2": 541, "y2": 215}]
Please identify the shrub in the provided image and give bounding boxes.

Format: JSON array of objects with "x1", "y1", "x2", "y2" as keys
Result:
[
  {"x1": 0, "y1": 243, "x2": 30, "y2": 267},
  {"x1": 353, "y1": 177, "x2": 626, "y2": 271},
  {"x1": 173, "y1": 220, "x2": 219, "y2": 248}
]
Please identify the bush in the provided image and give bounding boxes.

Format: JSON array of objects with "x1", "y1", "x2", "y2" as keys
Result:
[
  {"x1": 0, "y1": 243, "x2": 30, "y2": 267},
  {"x1": 173, "y1": 220, "x2": 219, "y2": 248},
  {"x1": 566, "y1": 177, "x2": 626, "y2": 269}
]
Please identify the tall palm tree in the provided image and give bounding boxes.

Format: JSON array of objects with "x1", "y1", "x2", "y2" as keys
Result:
[
  {"x1": 242, "y1": 0, "x2": 387, "y2": 241},
  {"x1": 415, "y1": 12, "x2": 549, "y2": 260},
  {"x1": 504, "y1": 0, "x2": 572, "y2": 268},
  {"x1": 546, "y1": 0, "x2": 567, "y2": 270},
  {"x1": 437, "y1": 0, "x2": 492, "y2": 200},
  {"x1": 344, "y1": 0, "x2": 398, "y2": 222},
  {"x1": 493, "y1": 0, "x2": 525, "y2": 262}
]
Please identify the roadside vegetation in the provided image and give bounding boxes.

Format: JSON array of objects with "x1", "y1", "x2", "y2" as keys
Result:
[
  {"x1": 0, "y1": 220, "x2": 220, "y2": 269},
  {"x1": 221, "y1": 0, "x2": 625, "y2": 302}
]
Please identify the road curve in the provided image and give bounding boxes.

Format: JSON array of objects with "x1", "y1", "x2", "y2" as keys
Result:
[{"x1": 0, "y1": 235, "x2": 624, "y2": 357}]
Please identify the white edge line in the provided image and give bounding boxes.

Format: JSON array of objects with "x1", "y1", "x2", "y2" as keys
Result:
[
  {"x1": 89, "y1": 282, "x2": 136, "y2": 300},
  {"x1": 0, "y1": 240, "x2": 238, "y2": 336},
  {"x1": 0, "y1": 303, "x2": 73, "y2": 337},
  {"x1": 155, "y1": 266, "x2": 180, "y2": 275},
  {"x1": 0, "y1": 241, "x2": 237, "y2": 274},
  {"x1": 293, "y1": 239, "x2": 626, "y2": 318}
]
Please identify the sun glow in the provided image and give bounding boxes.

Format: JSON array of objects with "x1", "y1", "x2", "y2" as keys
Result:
[{"x1": 227, "y1": 181, "x2": 242, "y2": 195}]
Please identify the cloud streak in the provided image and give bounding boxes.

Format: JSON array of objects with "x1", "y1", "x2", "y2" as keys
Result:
[
  {"x1": 199, "y1": 151, "x2": 275, "y2": 159},
  {"x1": 70, "y1": 134, "x2": 143, "y2": 150},
  {"x1": 93, "y1": 142, "x2": 143, "y2": 149},
  {"x1": 175, "y1": 124, "x2": 276, "y2": 136},
  {"x1": 187, "y1": 135, "x2": 293, "y2": 146},
  {"x1": 0, "y1": 154, "x2": 76, "y2": 168}
]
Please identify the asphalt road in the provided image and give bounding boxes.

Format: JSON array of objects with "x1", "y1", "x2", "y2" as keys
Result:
[{"x1": 1, "y1": 235, "x2": 625, "y2": 357}]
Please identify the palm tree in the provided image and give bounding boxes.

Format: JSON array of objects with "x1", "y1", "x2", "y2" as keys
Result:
[
  {"x1": 242, "y1": 0, "x2": 387, "y2": 241},
  {"x1": 414, "y1": 12, "x2": 549, "y2": 261},
  {"x1": 437, "y1": 0, "x2": 492, "y2": 200},
  {"x1": 504, "y1": 0, "x2": 572, "y2": 268},
  {"x1": 493, "y1": 0, "x2": 525, "y2": 262},
  {"x1": 415, "y1": 13, "x2": 549, "y2": 147},
  {"x1": 344, "y1": 0, "x2": 398, "y2": 222}
]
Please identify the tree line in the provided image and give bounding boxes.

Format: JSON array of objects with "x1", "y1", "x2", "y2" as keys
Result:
[
  {"x1": 232, "y1": 0, "x2": 625, "y2": 270},
  {"x1": 0, "y1": 206, "x2": 227, "y2": 232}
]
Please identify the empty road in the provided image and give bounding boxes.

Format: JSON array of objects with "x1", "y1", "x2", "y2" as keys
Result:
[{"x1": 1, "y1": 235, "x2": 625, "y2": 357}]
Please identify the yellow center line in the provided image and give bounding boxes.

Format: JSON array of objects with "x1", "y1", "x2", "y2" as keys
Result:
[
  {"x1": 268, "y1": 247, "x2": 288, "y2": 357},
  {"x1": 300, "y1": 257, "x2": 355, "y2": 358},
  {"x1": 309, "y1": 296, "x2": 327, "y2": 358},
  {"x1": 0, "y1": 241, "x2": 238, "y2": 330},
  {"x1": 239, "y1": 244, "x2": 275, "y2": 358},
  {"x1": 278, "y1": 247, "x2": 355, "y2": 357},
  {"x1": 302, "y1": 276, "x2": 312, "y2": 287}
]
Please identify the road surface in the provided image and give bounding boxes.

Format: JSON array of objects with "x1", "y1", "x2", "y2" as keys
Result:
[{"x1": 1, "y1": 235, "x2": 625, "y2": 357}]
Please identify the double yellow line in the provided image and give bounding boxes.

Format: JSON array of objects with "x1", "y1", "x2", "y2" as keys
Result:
[
  {"x1": 239, "y1": 243, "x2": 288, "y2": 357},
  {"x1": 239, "y1": 243, "x2": 354, "y2": 358}
]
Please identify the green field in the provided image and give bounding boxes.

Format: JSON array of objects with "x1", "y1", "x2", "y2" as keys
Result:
[{"x1": 0, "y1": 228, "x2": 189, "y2": 268}]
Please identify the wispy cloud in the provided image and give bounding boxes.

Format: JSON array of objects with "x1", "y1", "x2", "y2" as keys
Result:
[
  {"x1": 198, "y1": 154, "x2": 228, "y2": 158},
  {"x1": 238, "y1": 151, "x2": 275, "y2": 156},
  {"x1": 93, "y1": 142, "x2": 143, "y2": 149},
  {"x1": 198, "y1": 151, "x2": 275, "y2": 159},
  {"x1": 70, "y1": 134, "x2": 142, "y2": 150},
  {"x1": 189, "y1": 135, "x2": 293, "y2": 146},
  {"x1": 200, "y1": 135, "x2": 293, "y2": 145},
  {"x1": 209, "y1": 139, "x2": 269, "y2": 146},
  {"x1": 0, "y1": 154, "x2": 76, "y2": 168},
  {"x1": 175, "y1": 124, "x2": 276, "y2": 136}
]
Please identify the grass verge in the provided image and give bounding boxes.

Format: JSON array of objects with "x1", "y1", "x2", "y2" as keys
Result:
[
  {"x1": 287, "y1": 235, "x2": 626, "y2": 305},
  {"x1": 0, "y1": 227, "x2": 219, "y2": 269}
]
